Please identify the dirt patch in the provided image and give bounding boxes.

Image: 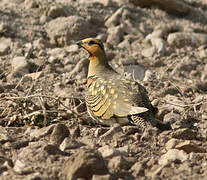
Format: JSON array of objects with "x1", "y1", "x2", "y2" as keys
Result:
[{"x1": 0, "y1": 0, "x2": 207, "y2": 179}]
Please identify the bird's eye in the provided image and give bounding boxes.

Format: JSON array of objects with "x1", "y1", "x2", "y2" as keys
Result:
[{"x1": 88, "y1": 40, "x2": 95, "y2": 45}]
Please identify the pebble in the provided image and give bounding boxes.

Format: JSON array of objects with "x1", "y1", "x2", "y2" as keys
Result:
[
  {"x1": 98, "y1": 145, "x2": 127, "y2": 159},
  {"x1": 158, "y1": 149, "x2": 188, "y2": 166},
  {"x1": 50, "y1": 123, "x2": 70, "y2": 145},
  {"x1": 0, "y1": 38, "x2": 11, "y2": 56},
  {"x1": 47, "y1": 5, "x2": 67, "y2": 19},
  {"x1": 63, "y1": 148, "x2": 108, "y2": 179},
  {"x1": 59, "y1": 137, "x2": 85, "y2": 151},
  {"x1": 107, "y1": 26, "x2": 124, "y2": 45},
  {"x1": 105, "y1": 7, "x2": 123, "y2": 27},
  {"x1": 167, "y1": 32, "x2": 207, "y2": 47}
]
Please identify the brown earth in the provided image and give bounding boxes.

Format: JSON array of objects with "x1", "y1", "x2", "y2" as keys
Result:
[{"x1": 0, "y1": 0, "x2": 207, "y2": 179}]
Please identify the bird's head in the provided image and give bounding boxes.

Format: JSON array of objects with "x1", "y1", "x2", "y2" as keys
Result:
[{"x1": 77, "y1": 38, "x2": 105, "y2": 57}]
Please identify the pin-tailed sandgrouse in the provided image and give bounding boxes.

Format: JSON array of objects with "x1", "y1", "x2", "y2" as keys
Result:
[{"x1": 77, "y1": 38, "x2": 171, "y2": 131}]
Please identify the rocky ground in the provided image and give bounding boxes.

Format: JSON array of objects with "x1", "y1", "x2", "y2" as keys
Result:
[{"x1": 0, "y1": 0, "x2": 207, "y2": 179}]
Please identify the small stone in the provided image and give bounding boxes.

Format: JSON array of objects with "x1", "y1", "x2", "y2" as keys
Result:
[
  {"x1": 171, "y1": 128, "x2": 197, "y2": 140},
  {"x1": 141, "y1": 46, "x2": 156, "y2": 57},
  {"x1": 0, "y1": 22, "x2": 10, "y2": 35},
  {"x1": 47, "y1": 5, "x2": 67, "y2": 19},
  {"x1": 163, "y1": 112, "x2": 182, "y2": 125},
  {"x1": 122, "y1": 126, "x2": 141, "y2": 135},
  {"x1": 107, "y1": 26, "x2": 124, "y2": 45},
  {"x1": 24, "y1": 71, "x2": 43, "y2": 80},
  {"x1": 201, "y1": 73, "x2": 207, "y2": 81},
  {"x1": 195, "y1": 81, "x2": 207, "y2": 92},
  {"x1": 44, "y1": 16, "x2": 94, "y2": 46},
  {"x1": 43, "y1": 144, "x2": 65, "y2": 155},
  {"x1": 33, "y1": 38, "x2": 51, "y2": 49},
  {"x1": 50, "y1": 123, "x2": 70, "y2": 145},
  {"x1": 27, "y1": 124, "x2": 55, "y2": 140},
  {"x1": 92, "y1": 174, "x2": 111, "y2": 180},
  {"x1": 70, "y1": 126, "x2": 80, "y2": 138},
  {"x1": 165, "y1": 138, "x2": 179, "y2": 150},
  {"x1": 64, "y1": 64, "x2": 74, "y2": 72},
  {"x1": 98, "y1": 145, "x2": 127, "y2": 159},
  {"x1": 0, "y1": 38, "x2": 11, "y2": 56},
  {"x1": 105, "y1": 8, "x2": 123, "y2": 27},
  {"x1": 63, "y1": 148, "x2": 108, "y2": 179},
  {"x1": 199, "y1": 49, "x2": 207, "y2": 58},
  {"x1": 40, "y1": 14, "x2": 50, "y2": 24},
  {"x1": 160, "y1": 94, "x2": 186, "y2": 114},
  {"x1": 167, "y1": 32, "x2": 207, "y2": 47},
  {"x1": 94, "y1": 128, "x2": 108, "y2": 137},
  {"x1": 0, "y1": 157, "x2": 13, "y2": 168},
  {"x1": 162, "y1": 86, "x2": 181, "y2": 95},
  {"x1": 48, "y1": 56, "x2": 59, "y2": 64},
  {"x1": 14, "y1": 160, "x2": 33, "y2": 174},
  {"x1": 108, "y1": 155, "x2": 130, "y2": 173},
  {"x1": 175, "y1": 140, "x2": 206, "y2": 153},
  {"x1": 99, "y1": 123, "x2": 123, "y2": 141},
  {"x1": 151, "y1": 99, "x2": 159, "y2": 107},
  {"x1": 200, "y1": 99, "x2": 207, "y2": 114},
  {"x1": 123, "y1": 63, "x2": 148, "y2": 81},
  {"x1": 67, "y1": 44, "x2": 79, "y2": 52},
  {"x1": 24, "y1": 0, "x2": 38, "y2": 9},
  {"x1": 143, "y1": 70, "x2": 156, "y2": 82},
  {"x1": 6, "y1": 0, "x2": 24, "y2": 3},
  {"x1": 151, "y1": 37, "x2": 166, "y2": 55},
  {"x1": 96, "y1": 34, "x2": 107, "y2": 43},
  {"x1": 0, "y1": 127, "x2": 13, "y2": 143},
  {"x1": 118, "y1": 38, "x2": 130, "y2": 49},
  {"x1": 140, "y1": 127, "x2": 158, "y2": 141},
  {"x1": 73, "y1": 102, "x2": 87, "y2": 114},
  {"x1": 158, "y1": 149, "x2": 188, "y2": 166},
  {"x1": 91, "y1": 0, "x2": 113, "y2": 6},
  {"x1": 202, "y1": 64, "x2": 207, "y2": 80},
  {"x1": 11, "y1": 56, "x2": 29, "y2": 77},
  {"x1": 116, "y1": 145, "x2": 129, "y2": 155},
  {"x1": 129, "y1": 0, "x2": 191, "y2": 15},
  {"x1": 9, "y1": 140, "x2": 29, "y2": 149},
  {"x1": 47, "y1": 48, "x2": 66, "y2": 59},
  {"x1": 59, "y1": 137, "x2": 85, "y2": 151},
  {"x1": 189, "y1": 153, "x2": 205, "y2": 164},
  {"x1": 131, "y1": 162, "x2": 143, "y2": 177},
  {"x1": 145, "y1": 28, "x2": 166, "y2": 40},
  {"x1": 27, "y1": 172, "x2": 48, "y2": 180},
  {"x1": 144, "y1": 29, "x2": 166, "y2": 56}
]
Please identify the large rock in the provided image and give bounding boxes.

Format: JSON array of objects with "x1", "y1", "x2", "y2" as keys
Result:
[
  {"x1": 11, "y1": 56, "x2": 29, "y2": 77},
  {"x1": 167, "y1": 32, "x2": 207, "y2": 47},
  {"x1": 129, "y1": 0, "x2": 191, "y2": 15},
  {"x1": 63, "y1": 148, "x2": 108, "y2": 180},
  {"x1": 44, "y1": 16, "x2": 94, "y2": 46}
]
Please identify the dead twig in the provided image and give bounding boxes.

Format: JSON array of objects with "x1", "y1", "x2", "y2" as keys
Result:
[
  {"x1": 2, "y1": 94, "x2": 84, "y2": 101},
  {"x1": 161, "y1": 100, "x2": 204, "y2": 108},
  {"x1": 38, "y1": 96, "x2": 47, "y2": 126}
]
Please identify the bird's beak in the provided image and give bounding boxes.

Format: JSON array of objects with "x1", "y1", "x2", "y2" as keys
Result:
[
  {"x1": 77, "y1": 41, "x2": 83, "y2": 48},
  {"x1": 77, "y1": 40, "x2": 91, "y2": 56}
]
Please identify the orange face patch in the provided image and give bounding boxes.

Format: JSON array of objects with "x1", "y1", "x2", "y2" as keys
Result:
[
  {"x1": 80, "y1": 38, "x2": 104, "y2": 57},
  {"x1": 84, "y1": 44, "x2": 102, "y2": 57}
]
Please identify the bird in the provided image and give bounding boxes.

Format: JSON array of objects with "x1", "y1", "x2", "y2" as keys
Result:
[{"x1": 77, "y1": 38, "x2": 171, "y2": 131}]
